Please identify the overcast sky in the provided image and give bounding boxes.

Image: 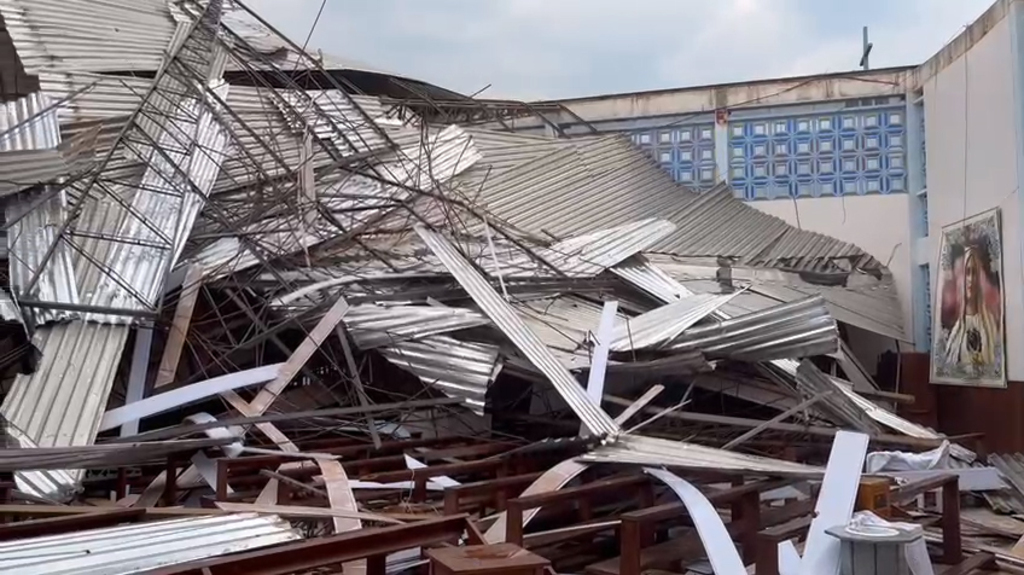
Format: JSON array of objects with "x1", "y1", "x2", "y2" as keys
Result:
[{"x1": 245, "y1": 0, "x2": 994, "y2": 100}]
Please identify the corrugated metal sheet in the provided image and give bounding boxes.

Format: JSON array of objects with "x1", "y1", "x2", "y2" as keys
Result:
[
  {"x1": 609, "y1": 293, "x2": 737, "y2": 352},
  {"x1": 689, "y1": 372, "x2": 802, "y2": 412},
  {"x1": 416, "y1": 225, "x2": 621, "y2": 437},
  {"x1": 983, "y1": 454, "x2": 1024, "y2": 513},
  {"x1": 665, "y1": 295, "x2": 839, "y2": 362},
  {"x1": 278, "y1": 89, "x2": 395, "y2": 156},
  {"x1": 70, "y1": 23, "x2": 230, "y2": 322},
  {"x1": 579, "y1": 434, "x2": 824, "y2": 478},
  {"x1": 539, "y1": 219, "x2": 676, "y2": 276},
  {"x1": 0, "y1": 437, "x2": 235, "y2": 470},
  {"x1": 38, "y1": 71, "x2": 152, "y2": 123},
  {"x1": 647, "y1": 256, "x2": 907, "y2": 342},
  {"x1": 0, "y1": 149, "x2": 70, "y2": 197},
  {"x1": 343, "y1": 305, "x2": 490, "y2": 350},
  {"x1": 379, "y1": 335, "x2": 500, "y2": 414},
  {"x1": 0, "y1": 288, "x2": 21, "y2": 322},
  {"x1": 0, "y1": 512, "x2": 299, "y2": 575},
  {"x1": 794, "y1": 360, "x2": 882, "y2": 434},
  {"x1": 0, "y1": 92, "x2": 80, "y2": 323},
  {"x1": 8, "y1": 5, "x2": 231, "y2": 324},
  {"x1": 213, "y1": 86, "x2": 410, "y2": 194},
  {"x1": 0, "y1": 322, "x2": 130, "y2": 498},
  {"x1": 611, "y1": 256, "x2": 693, "y2": 303},
  {"x1": 515, "y1": 295, "x2": 612, "y2": 370},
  {"x1": 0, "y1": 92, "x2": 61, "y2": 157},
  {"x1": 769, "y1": 358, "x2": 977, "y2": 462},
  {"x1": 459, "y1": 135, "x2": 880, "y2": 273},
  {"x1": 2, "y1": 424, "x2": 78, "y2": 502},
  {"x1": 0, "y1": 0, "x2": 178, "y2": 76},
  {"x1": 6, "y1": 190, "x2": 81, "y2": 327},
  {"x1": 749, "y1": 282, "x2": 907, "y2": 342},
  {"x1": 192, "y1": 124, "x2": 481, "y2": 280}
]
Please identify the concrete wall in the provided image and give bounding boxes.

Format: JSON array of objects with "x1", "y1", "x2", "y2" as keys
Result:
[
  {"x1": 920, "y1": 11, "x2": 1024, "y2": 381},
  {"x1": 502, "y1": 67, "x2": 914, "y2": 136},
  {"x1": 751, "y1": 195, "x2": 914, "y2": 371},
  {"x1": 751, "y1": 194, "x2": 914, "y2": 334}
]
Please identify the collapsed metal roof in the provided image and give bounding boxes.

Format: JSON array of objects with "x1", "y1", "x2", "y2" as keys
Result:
[{"x1": 0, "y1": 0, "x2": 952, "y2": 570}]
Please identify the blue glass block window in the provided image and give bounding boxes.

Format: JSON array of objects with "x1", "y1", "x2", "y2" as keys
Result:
[
  {"x1": 631, "y1": 123, "x2": 717, "y2": 191},
  {"x1": 727, "y1": 107, "x2": 906, "y2": 200}
]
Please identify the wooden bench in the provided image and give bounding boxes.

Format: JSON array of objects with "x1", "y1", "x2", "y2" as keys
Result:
[
  {"x1": 506, "y1": 475, "x2": 655, "y2": 547},
  {"x1": 591, "y1": 480, "x2": 811, "y2": 575}
]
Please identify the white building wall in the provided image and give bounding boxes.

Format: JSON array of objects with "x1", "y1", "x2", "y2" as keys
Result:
[
  {"x1": 751, "y1": 194, "x2": 914, "y2": 346},
  {"x1": 919, "y1": 11, "x2": 1024, "y2": 381}
]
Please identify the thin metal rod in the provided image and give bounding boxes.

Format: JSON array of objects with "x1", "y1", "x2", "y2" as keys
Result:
[{"x1": 722, "y1": 392, "x2": 830, "y2": 450}]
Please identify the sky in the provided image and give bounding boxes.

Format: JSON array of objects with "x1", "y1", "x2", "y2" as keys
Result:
[{"x1": 245, "y1": 0, "x2": 995, "y2": 101}]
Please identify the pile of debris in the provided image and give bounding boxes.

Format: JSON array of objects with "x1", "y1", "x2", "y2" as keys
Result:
[{"x1": 0, "y1": 0, "x2": 1020, "y2": 573}]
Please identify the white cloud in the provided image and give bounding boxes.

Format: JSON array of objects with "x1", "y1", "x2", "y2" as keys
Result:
[{"x1": 244, "y1": 0, "x2": 996, "y2": 100}]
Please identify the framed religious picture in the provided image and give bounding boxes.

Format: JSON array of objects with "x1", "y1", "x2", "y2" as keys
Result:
[{"x1": 931, "y1": 208, "x2": 1006, "y2": 388}]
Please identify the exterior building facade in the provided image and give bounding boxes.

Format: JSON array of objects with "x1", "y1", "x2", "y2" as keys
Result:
[
  {"x1": 502, "y1": 68, "x2": 920, "y2": 373},
  {"x1": 502, "y1": 0, "x2": 1024, "y2": 393}
]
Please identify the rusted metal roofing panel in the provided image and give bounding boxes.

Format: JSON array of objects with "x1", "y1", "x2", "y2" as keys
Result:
[
  {"x1": 379, "y1": 335, "x2": 500, "y2": 414},
  {"x1": 416, "y1": 225, "x2": 621, "y2": 437},
  {"x1": 0, "y1": 512, "x2": 299, "y2": 575}
]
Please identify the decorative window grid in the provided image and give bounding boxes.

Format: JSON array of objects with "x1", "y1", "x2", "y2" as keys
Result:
[
  {"x1": 631, "y1": 123, "x2": 717, "y2": 191},
  {"x1": 727, "y1": 108, "x2": 906, "y2": 200}
]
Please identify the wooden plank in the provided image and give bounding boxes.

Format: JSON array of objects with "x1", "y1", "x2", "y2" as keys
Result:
[
  {"x1": 244, "y1": 295, "x2": 351, "y2": 415},
  {"x1": 939, "y1": 551, "x2": 996, "y2": 574},
  {"x1": 722, "y1": 393, "x2": 828, "y2": 450},
  {"x1": 613, "y1": 385, "x2": 664, "y2": 426},
  {"x1": 335, "y1": 324, "x2": 381, "y2": 449},
  {"x1": 154, "y1": 265, "x2": 203, "y2": 389}
]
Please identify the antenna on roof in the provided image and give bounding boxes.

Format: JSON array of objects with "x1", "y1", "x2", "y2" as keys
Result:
[{"x1": 860, "y1": 26, "x2": 873, "y2": 70}]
